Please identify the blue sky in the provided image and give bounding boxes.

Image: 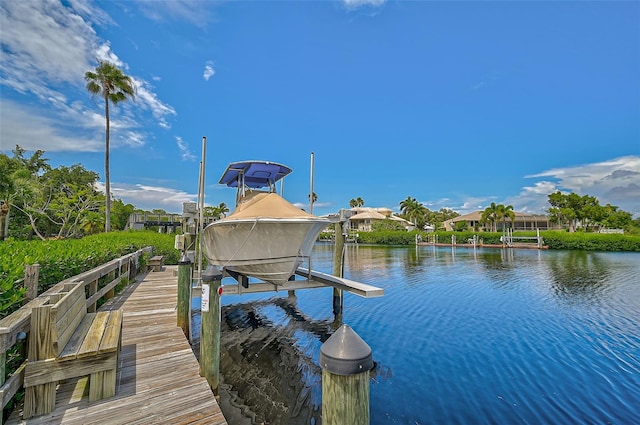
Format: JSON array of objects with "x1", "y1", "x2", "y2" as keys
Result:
[{"x1": 1, "y1": 0, "x2": 639, "y2": 217}]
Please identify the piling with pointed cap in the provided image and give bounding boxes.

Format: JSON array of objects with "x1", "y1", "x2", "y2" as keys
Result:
[
  {"x1": 199, "y1": 265, "x2": 222, "y2": 395},
  {"x1": 320, "y1": 324, "x2": 373, "y2": 424},
  {"x1": 177, "y1": 255, "x2": 192, "y2": 337}
]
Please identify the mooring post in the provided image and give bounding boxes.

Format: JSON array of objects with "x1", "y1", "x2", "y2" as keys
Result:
[
  {"x1": 320, "y1": 324, "x2": 373, "y2": 425},
  {"x1": 200, "y1": 265, "x2": 222, "y2": 396},
  {"x1": 332, "y1": 222, "x2": 345, "y2": 316},
  {"x1": 177, "y1": 255, "x2": 192, "y2": 338}
]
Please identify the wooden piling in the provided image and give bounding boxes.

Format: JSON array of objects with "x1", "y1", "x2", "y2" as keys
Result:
[
  {"x1": 177, "y1": 256, "x2": 192, "y2": 337},
  {"x1": 320, "y1": 324, "x2": 373, "y2": 425},
  {"x1": 200, "y1": 266, "x2": 222, "y2": 396},
  {"x1": 332, "y1": 222, "x2": 345, "y2": 316}
]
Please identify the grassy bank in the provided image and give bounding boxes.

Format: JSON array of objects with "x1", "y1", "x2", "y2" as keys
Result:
[{"x1": 0, "y1": 231, "x2": 178, "y2": 319}]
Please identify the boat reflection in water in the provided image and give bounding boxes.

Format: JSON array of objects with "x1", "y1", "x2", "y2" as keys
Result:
[{"x1": 202, "y1": 161, "x2": 330, "y2": 287}]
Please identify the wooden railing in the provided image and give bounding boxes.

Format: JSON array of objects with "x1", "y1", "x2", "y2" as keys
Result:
[{"x1": 0, "y1": 247, "x2": 152, "y2": 424}]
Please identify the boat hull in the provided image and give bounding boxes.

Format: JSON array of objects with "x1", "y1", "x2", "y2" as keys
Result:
[{"x1": 202, "y1": 217, "x2": 329, "y2": 286}]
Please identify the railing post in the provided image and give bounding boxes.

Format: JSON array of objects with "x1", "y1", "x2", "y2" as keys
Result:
[
  {"x1": 1, "y1": 349, "x2": 5, "y2": 425},
  {"x1": 25, "y1": 264, "x2": 40, "y2": 302},
  {"x1": 320, "y1": 324, "x2": 373, "y2": 425},
  {"x1": 200, "y1": 265, "x2": 222, "y2": 396},
  {"x1": 106, "y1": 269, "x2": 116, "y2": 300},
  {"x1": 87, "y1": 279, "x2": 98, "y2": 313},
  {"x1": 177, "y1": 256, "x2": 192, "y2": 337}
]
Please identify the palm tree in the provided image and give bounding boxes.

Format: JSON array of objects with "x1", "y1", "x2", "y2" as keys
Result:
[
  {"x1": 85, "y1": 61, "x2": 136, "y2": 232},
  {"x1": 349, "y1": 197, "x2": 364, "y2": 208},
  {"x1": 496, "y1": 204, "x2": 515, "y2": 231},
  {"x1": 480, "y1": 202, "x2": 499, "y2": 232},
  {"x1": 80, "y1": 211, "x2": 105, "y2": 235},
  {"x1": 400, "y1": 196, "x2": 426, "y2": 229},
  {"x1": 215, "y1": 202, "x2": 229, "y2": 219}
]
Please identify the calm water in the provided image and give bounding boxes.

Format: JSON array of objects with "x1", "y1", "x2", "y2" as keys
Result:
[{"x1": 203, "y1": 244, "x2": 640, "y2": 424}]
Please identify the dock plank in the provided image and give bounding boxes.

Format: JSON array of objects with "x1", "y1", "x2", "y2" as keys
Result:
[{"x1": 8, "y1": 266, "x2": 226, "y2": 425}]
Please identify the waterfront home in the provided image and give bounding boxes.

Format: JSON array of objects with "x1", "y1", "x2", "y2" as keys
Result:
[
  {"x1": 442, "y1": 211, "x2": 557, "y2": 231},
  {"x1": 348, "y1": 207, "x2": 414, "y2": 231}
]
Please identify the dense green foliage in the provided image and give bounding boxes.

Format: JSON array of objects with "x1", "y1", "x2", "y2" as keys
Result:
[
  {"x1": 352, "y1": 230, "x2": 640, "y2": 252},
  {"x1": 547, "y1": 191, "x2": 634, "y2": 232},
  {"x1": 539, "y1": 231, "x2": 640, "y2": 251},
  {"x1": 0, "y1": 147, "x2": 136, "y2": 240},
  {"x1": 371, "y1": 219, "x2": 406, "y2": 232},
  {"x1": 357, "y1": 230, "x2": 417, "y2": 245},
  {"x1": 0, "y1": 231, "x2": 178, "y2": 318}
]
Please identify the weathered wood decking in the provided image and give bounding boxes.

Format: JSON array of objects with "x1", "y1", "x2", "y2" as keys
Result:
[{"x1": 8, "y1": 266, "x2": 227, "y2": 425}]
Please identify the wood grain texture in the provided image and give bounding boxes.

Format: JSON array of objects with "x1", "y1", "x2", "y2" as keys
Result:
[{"x1": 8, "y1": 266, "x2": 226, "y2": 425}]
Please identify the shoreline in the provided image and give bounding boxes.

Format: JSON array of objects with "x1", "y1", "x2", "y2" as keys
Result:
[{"x1": 415, "y1": 242, "x2": 549, "y2": 250}]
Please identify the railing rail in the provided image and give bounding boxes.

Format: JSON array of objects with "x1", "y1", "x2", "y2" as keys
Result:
[{"x1": 0, "y1": 247, "x2": 152, "y2": 422}]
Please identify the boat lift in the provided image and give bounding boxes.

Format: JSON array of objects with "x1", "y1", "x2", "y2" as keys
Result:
[
  {"x1": 220, "y1": 266, "x2": 384, "y2": 298},
  {"x1": 189, "y1": 144, "x2": 383, "y2": 317}
]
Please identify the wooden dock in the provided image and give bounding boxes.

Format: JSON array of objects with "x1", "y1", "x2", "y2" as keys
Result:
[{"x1": 7, "y1": 266, "x2": 227, "y2": 425}]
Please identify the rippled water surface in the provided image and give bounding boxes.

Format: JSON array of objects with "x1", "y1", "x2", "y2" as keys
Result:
[{"x1": 204, "y1": 244, "x2": 640, "y2": 424}]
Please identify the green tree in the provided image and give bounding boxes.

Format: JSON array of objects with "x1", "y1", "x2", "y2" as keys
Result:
[
  {"x1": 111, "y1": 199, "x2": 135, "y2": 230},
  {"x1": 600, "y1": 204, "x2": 633, "y2": 230},
  {"x1": 496, "y1": 204, "x2": 515, "y2": 231},
  {"x1": 372, "y1": 219, "x2": 406, "y2": 231},
  {"x1": 548, "y1": 191, "x2": 605, "y2": 232},
  {"x1": 12, "y1": 164, "x2": 103, "y2": 239},
  {"x1": 349, "y1": 197, "x2": 365, "y2": 208},
  {"x1": 453, "y1": 221, "x2": 468, "y2": 232},
  {"x1": 425, "y1": 207, "x2": 459, "y2": 230},
  {"x1": 400, "y1": 196, "x2": 427, "y2": 229},
  {"x1": 85, "y1": 61, "x2": 136, "y2": 232},
  {"x1": 204, "y1": 202, "x2": 229, "y2": 220},
  {"x1": 81, "y1": 211, "x2": 105, "y2": 235},
  {"x1": 0, "y1": 146, "x2": 50, "y2": 240},
  {"x1": 215, "y1": 202, "x2": 229, "y2": 218},
  {"x1": 480, "y1": 202, "x2": 499, "y2": 232}
]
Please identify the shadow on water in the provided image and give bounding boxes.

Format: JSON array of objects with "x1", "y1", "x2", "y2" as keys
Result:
[{"x1": 197, "y1": 296, "x2": 389, "y2": 425}]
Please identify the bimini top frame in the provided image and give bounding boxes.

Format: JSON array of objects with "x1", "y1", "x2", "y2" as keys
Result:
[{"x1": 219, "y1": 160, "x2": 292, "y2": 189}]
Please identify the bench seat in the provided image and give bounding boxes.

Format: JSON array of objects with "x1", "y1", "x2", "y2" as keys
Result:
[
  {"x1": 23, "y1": 282, "x2": 123, "y2": 418},
  {"x1": 149, "y1": 255, "x2": 164, "y2": 272}
]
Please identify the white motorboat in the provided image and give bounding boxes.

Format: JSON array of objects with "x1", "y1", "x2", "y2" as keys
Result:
[{"x1": 202, "y1": 161, "x2": 330, "y2": 286}]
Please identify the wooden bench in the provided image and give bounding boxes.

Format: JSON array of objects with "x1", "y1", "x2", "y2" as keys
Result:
[
  {"x1": 149, "y1": 255, "x2": 164, "y2": 272},
  {"x1": 23, "y1": 281, "x2": 123, "y2": 418}
]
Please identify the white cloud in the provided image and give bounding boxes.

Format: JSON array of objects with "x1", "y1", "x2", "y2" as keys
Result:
[
  {"x1": 343, "y1": 0, "x2": 386, "y2": 10},
  {"x1": 132, "y1": 78, "x2": 177, "y2": 129},
  {"x1": 0, "y1": 100, "x2": 101, "y2": 152},
  {"x1": 419, "y1": 157, "x2": 640, "y2": 218},
  {"x1": 176, "y1": 136, "x2": 196, "y2": 161},
  {"x1": 100, "y1": 182, "x2": 196, "y2": 213},
  {"x1": 520, "y1": 156, "x2": 640, "y2": 216},
  {"x1": 203, "y1": 61, "x2": 216, "y2": 81},
  {"x1": 135, "y1": 0, "x2": 217, "y2": 29},
  {"x1": 0, "y1": 1, "x2": 175, "y2": 153},
  {"x1": 0, "y1": 1, "x2": 98, "y2": 89},
  {"x1": 95, "y1": 42, "x2": 125, "y2": 67}
]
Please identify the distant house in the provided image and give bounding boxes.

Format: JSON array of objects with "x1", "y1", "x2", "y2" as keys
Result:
[
  {"x1": 442, "y1": 211, "x2": 556, "y2": 231},
  {"x1": 348, "y1": 207, "x2": 414, "y2": 232}
]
